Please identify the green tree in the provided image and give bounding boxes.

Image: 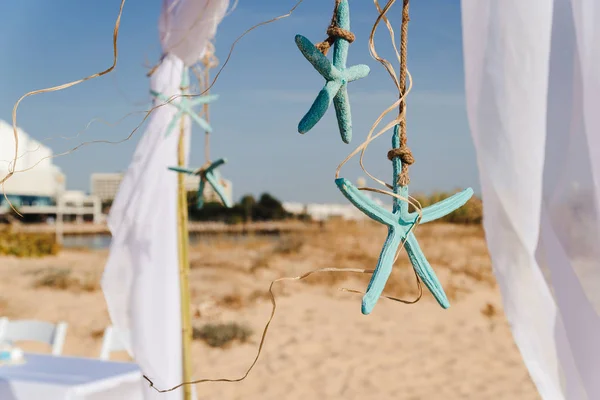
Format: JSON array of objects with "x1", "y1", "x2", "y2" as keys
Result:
[{"x1": 240, "y1": 195, "x2": 256, "y2": 223}]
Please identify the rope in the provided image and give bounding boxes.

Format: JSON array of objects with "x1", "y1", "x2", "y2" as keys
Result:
[
  {"x1": 145, "y1": 0, "x2": 427, "y2": 394},
  {"x1": 144, "y1": 266, "x2": 422, "y2": 393},
  {"x1": 394, "y1": 0, "x2": 413, "y2": 186},
  {"x1": 315, "y1": 0, "x2": 356, "y2": 55}
]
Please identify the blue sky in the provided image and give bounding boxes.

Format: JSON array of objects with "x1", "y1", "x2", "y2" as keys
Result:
[{"x1": 0, "y1": 0, "x2": 478, "y2": 203}]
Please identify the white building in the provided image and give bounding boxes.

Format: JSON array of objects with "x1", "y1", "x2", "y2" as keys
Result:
[
  {"x1": 283, "y1": 202, "x2": 367, "y2": 221},
  {"x1": 283, "y1": 177, "x2": 391, "y2": 221},
  {"x1": 0, "y1": 120, "x2": 101, "y2": 223},
  {"x1": 0, "y1": 120, "x2": 65, "y2": 208},
  {"x1": 90, "y1": 173, "x2": 123, "y2": 203}
]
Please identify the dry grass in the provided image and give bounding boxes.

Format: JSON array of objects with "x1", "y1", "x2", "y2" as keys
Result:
[
  {"x1": 184, "y1": 220, "x2": 494, "y2": 311},
  {"x1": 193, "y1": 322, "x2": 253, "y2": 348},
  {"x1": 16, "y1": 220, "x2": 494, "y2": 316},
  {"x1": 32, "y1": 267, "x2": 101, "y2": 292}
]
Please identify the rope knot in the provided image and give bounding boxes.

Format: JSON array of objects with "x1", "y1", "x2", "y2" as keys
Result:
[
  {"x1": 315, "y1": 0, "x2": 356, "y2": 55},
  {"x1": 387, "y1": 146, "x2": 414, "y2": 165},
  {"x1": 316, "y1": 27, "x2": 356, "y2": 55},
  {"x1": 327, "y1": 26, "x2": 355, "y2": 43}
]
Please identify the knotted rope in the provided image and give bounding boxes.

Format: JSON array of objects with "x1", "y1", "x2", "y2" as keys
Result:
[{"x1": 315, "y1": 0, "x2": 356, "y2": 55}]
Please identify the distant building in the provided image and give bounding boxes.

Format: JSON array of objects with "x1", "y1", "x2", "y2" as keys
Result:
[
  {"x1": 90, "y1": 173, "x2": 123, "y2": 203},
  {"x1": 0, "y1": 120, "x2": 101, "y2": 223},
  {"x1": 91, "y1": 171, "x2": 234, "y2": 211},
  {"x1": 0, "y1": 120, "x2": 65, "y2": 208},
  {"x1": 283, "y1": 202, "x2": 367, "y2": 221},
  {"x1": 283, "y1": 177, "x2": 390, "y2": 221}
]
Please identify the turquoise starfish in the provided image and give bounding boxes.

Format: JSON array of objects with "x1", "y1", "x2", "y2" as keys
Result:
[
  {"x1": 295, "y1": 0, "x2": 370, "y2": 144},
  {"x1": 168, "y1": 159, "x2": 232, "y2": 209},
  {"x1": 150, "y1": 71, "x2": 218, "y2": 137},
  {"x1": 335, "y1": 126, "x2": 474, "y2": 314}
]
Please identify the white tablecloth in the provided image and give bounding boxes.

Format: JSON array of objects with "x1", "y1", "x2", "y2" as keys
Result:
[{"x1": 0, "y1": 353, "x2": 144, "y2": 400}]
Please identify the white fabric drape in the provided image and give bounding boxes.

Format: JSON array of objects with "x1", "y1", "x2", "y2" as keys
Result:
[
  {"x1": 159, "y1": 0, "x2": 230, "y2": 66},
  {"x1": 461, "y1": 1, "x2": 600, "y2": 399},
  {"x1": 102, "y1": 53, "x2": 188, "y2": 400},
  {"x1": 102, "y1": 1, "x2": 229, "y2": 399}
]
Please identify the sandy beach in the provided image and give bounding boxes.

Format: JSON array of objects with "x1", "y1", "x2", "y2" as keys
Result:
[{"x1": 0, "y1": 221, "x2": 540, "y2": 399}]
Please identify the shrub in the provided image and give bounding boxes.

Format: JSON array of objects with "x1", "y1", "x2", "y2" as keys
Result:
[
  {"x1": 193, "y1": 322, "x2": 253, "y2": 348},
  {"x1": 0, "y1": 227, "x2": 60, "y2": 257}
]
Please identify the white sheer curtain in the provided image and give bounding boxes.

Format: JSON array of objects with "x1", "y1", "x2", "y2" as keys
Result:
[
  {"x1": 461, "y1": 1, "x2": 600, "y2": 399},
  {"x1": 102, "y1": 1, "x2": 229, "y2": 399},
  {"x1": 102, "y1": 54, "x2": 188, "y2": 400}
]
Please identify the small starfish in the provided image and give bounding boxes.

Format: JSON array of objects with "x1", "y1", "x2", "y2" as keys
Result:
[
  {"x1": 295, "y1": 0, "x2": 370, "y2": 144},
  {"x1": 335, "y1": 126, "x2": 474, "y2": 315},
  {"x1": 169, "y1": 159, "x2": 232, "y2": 209},
  {"x1": 150, "y1": 71, "x2": 218, "y2": 137}
]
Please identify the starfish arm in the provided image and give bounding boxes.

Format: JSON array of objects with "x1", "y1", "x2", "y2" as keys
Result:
[
  {"x1": 344, "y1": 65, "x2": 371, "y2": 82},
  {"x1": 168, "y1": 166, "x2": 197, "y2": 175},
  {"x1": 190, "y1": 94, "x2": 219, "y2": 107},
  {"x1": 205, "y1": 173, "x2": 233, "y2": 208},
  {"x1": 164, "y1": 110, "x2": 184, "y2": 137},
  {"x1": 332, "y1": 85, "x2": 352, "y2": 144},
  {"x1": 149, "y1": 90, "x2": 173, "y2": 104},
  {"x1": 335, "y1": 178, "x2": 396, "y2": 224},
  {"x1": 196, "y1": 179, "x2": 207, "y2": 209},
  {"x1": 413, "y1": 187, "x2": 474, "y2": 224},
  {"x1": 361, "y1": 226, "x2": 403, "y2": 315},
  {"x1": 405, "y1": 233, "x2": 450, "y2": 309},
  {"x1": 187, "y1": 112, "x2": 213, "y2": 133},
  {"x1": 205, "y1": 158, "x2": 227, "y2": 174},
  {"x1": 331, "y1": 0, "x2": 351, "y2": 68},
  {"x1": 298, "y1": 80, "x2": 342, "y2": 134},
  {"x1": 295, "y1": 35, "x2": 342, "y2": 81}
]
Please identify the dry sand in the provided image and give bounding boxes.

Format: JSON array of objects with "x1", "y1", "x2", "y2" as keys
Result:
[{"x1": 0, "y1": 221, "x2": 540, "y2": 399}]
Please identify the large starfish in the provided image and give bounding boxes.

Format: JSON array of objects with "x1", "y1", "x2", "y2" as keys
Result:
[
  {"x1": 335, "y1": 126, "x2": 474, "y2": 315},
  {"x1": 168, "y1": 159, "x2": 232, "y2": 209},
  {"x1": 150, "y1": 71, "x2": 218, "y2": 137},
  {"x1": 295, "y1": 0, "x2": 370, "y2": 144}
]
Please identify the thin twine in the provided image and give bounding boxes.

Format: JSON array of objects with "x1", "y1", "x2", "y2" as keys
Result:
[
  {"x1": 145, "y1": 0, "x2": 426, "y2": 394},
  {"x1": 1, "y1": 0, "x2": 305, "y2": 214},
  {"x1": 315, "y1": 0, "x2": 356, "y2": 56},
  {"x1": 0, "y1": 0, "x2": 125, "y2": 213},
  {"x1": 334, "y1": 0, "x2": 422, "y2": 277},
  {"x1": 144, "y1": 265, "x2": 422, "y2": 393}
]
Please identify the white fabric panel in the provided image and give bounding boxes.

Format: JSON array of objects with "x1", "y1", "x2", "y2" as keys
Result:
[
  {"x1": 461, "y1": 1, "x2": 600, "y2": 398},
  {"x1": 102, "y1": 53, "x2": 189, "y2": 400},
  {"x1": 159, "y1": 0, "x2": 230, "y2": 67}
]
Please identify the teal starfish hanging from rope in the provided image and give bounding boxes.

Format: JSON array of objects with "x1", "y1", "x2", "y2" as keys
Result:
[
  {"x1": 150, "y1": 70, "x2": 218, "y2": 137},
  {"x1": 295, "y1": 0, "x2": 370, "y2": 144},
  {"x1": 165, "y1": 67, "x2": 232, "y2": 210},
  {"x1": 169, "y1": 159, "x2": 232, "y2": 209},
  {"x1": 291, "y1": 0, "x2": 475, "y2": 315},
  {"x1": 336, "y1": 126, "x2": 473, "y2": 315}
]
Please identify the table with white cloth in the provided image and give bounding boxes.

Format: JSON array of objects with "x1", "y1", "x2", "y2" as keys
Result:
[{"x1": 0, "y1": 353, "x2": 144, "y2": 400}]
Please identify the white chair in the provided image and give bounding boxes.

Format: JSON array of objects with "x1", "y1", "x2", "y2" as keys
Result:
[
  {"x1": 99, "y1": 325, "x2": 130, "y2": 360},
  {"x1": 0, "y1": 318, "x2": 68, "y2": 355}
]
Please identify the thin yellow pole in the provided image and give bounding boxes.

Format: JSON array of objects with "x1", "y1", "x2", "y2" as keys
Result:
[{"x1": 177, "y1": 83, "x2": 193, "y2": 400}]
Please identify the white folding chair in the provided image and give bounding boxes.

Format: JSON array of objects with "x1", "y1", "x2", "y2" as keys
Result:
[
  {"x1": 0, "y1": 318, "x2": 68, "y2": 355},
  {"x1": 99, "y1": 325, "x2": 130, "y2": 360}
]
